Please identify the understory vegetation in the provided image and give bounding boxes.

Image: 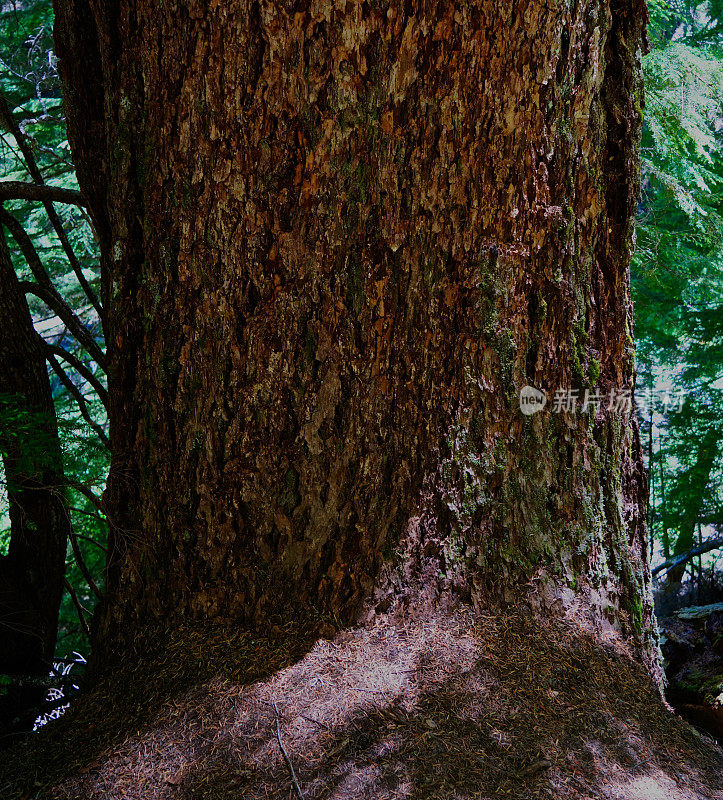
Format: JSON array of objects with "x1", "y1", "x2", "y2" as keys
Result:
[{"x1": 635, "y1": 0, "x2": 723, "y2": 606}]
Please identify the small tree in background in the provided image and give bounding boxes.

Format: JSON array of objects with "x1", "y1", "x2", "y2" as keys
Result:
[{"x1": 0, "y1": 0, "x2": 108, "y2": 734}]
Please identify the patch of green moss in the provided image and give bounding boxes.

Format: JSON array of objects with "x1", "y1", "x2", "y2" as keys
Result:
[
  {"x1": 588, "y1": 357, "x2": 601, "y2": 386},
  {"x1": 571, "y1": 318, "x2": 589, "y2": 383},
  {"x1": 279, "y1": 467, "x2": 301, "y2": 514}
]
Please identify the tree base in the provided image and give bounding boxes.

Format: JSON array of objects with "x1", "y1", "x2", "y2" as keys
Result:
[{"x1": 2, "y1": 603, "x2": 721, "y2": 799}]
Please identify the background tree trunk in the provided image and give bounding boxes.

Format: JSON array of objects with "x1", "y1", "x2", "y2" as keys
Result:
[
  {"x1": 0, "y1": 229, "x2": 70, "y2": 733},
  {"x1": 665, "y1": 427, "x2": 718, "y2": 585},
  {"x1": 55, "y1": 0, "x2": 656, "y2": 673}
]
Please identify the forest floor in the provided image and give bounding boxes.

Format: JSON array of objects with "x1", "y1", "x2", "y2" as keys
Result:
[{"x1": 1, "y1": 603, "x2": 722, "y2": 800}]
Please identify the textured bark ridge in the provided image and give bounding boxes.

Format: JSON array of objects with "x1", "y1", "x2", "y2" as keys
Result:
[{"x1": 55, "y1": 0, "x2": 655, "y2": 670}]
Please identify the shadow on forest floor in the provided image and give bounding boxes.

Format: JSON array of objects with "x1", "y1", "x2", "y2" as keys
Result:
[{"x1": 1, "y1": 605, "x2": 722, "y2": 800}]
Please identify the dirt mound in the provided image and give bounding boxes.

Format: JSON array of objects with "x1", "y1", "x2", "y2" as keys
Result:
[{"x1": 1, "y1": 605, "x2": 721, "y2": 799}]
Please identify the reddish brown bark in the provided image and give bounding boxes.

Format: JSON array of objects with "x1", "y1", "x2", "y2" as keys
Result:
[{"x1": 55, "y1": 0, "x2": 656, "y2": 673}]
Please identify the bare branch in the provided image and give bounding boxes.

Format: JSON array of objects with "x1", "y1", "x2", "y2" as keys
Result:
[
  {"x1": 63, "y1": 578, "x2": 91, "y2": 641},
  {"x1": 20, "y1": 279, "x2": 105, "y2": 369},
  {"x1": 64, "y1": 479, "x2": 105, "y2": 514},
  {"x1": 1, "y1": 205, "x2": 55, "y2": 285},
  {"x1": 42, "y1": 337, "x2": 108, "y2": 409},
  {"x1": 46, "y1": 351, "x2": 109, "y2": 447},
  {"x1": 652, "y1": 537, "x2": 723, "y2": 577},
  {"x1": 1, "y1": 206, "x2": 106, "y2": 369},
  {"x1": 0, "y1": 91, "x2": 102, "y2": 318},
  {"x1": 65, "y1": 525, "x2": 107, "y2": 551},
  {"x1": 68, "y1": 528, "x2": 103, "y2": 600},
  {"x1": 0, "y1": 180, "x2": 86, "y2": 206}
]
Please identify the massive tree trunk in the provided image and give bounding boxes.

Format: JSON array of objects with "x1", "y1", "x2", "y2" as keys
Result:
[
  {"x1": 55, "y1": 0, "x2": 657, "y2": 673},
  {"x1": 0, "y1": 229, "x2": 70, "y2": 732}
]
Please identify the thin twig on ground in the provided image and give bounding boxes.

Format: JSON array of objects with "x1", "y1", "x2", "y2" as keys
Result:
[
  {"x1": 272, "y1": 701, "x2": 304, "y2": 800},
  {"x1": 299, "y1": 712, "x2": 331, "y2": 730}
]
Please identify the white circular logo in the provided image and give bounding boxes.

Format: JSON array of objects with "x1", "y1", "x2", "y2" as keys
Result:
[{"x1": 519, "y1": 385, "x2": 547, "y2": 416}]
